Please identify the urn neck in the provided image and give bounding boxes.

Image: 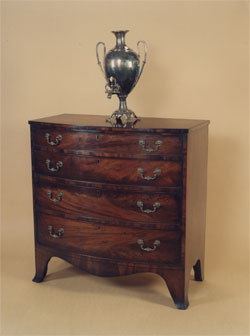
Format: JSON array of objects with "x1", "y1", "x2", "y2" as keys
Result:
[
  {"x1": 118, "y1": 96, "x2": 128, "y2": 112},
  {"x1": 112, "y1": 30, "x2": 129, "y2": 48}
]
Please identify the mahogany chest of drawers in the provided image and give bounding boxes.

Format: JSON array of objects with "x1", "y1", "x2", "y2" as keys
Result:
[{"x1": 29, "y1": 114, "x2": 209, "y2": 309}]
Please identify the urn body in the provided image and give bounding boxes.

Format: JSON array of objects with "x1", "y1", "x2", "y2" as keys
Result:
[{"x1": 96, "y1": 30, "x2": 147, "y2": 125}]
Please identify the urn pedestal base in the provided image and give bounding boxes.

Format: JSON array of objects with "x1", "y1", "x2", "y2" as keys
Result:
[
  {"x1": 106, "y1": 96, "x2": 140, "y2": 127},
  {"x1": 106, "y1": 109, "x2": 140, "y2": 127}
]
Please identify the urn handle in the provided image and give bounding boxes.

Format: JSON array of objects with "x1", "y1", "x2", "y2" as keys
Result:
[
  {"x1": 96, "y1": 41, "x2": 106, "y2": 76},
  {"x1": 137, "y1": 40, "x2": 147, "y2": 81}
]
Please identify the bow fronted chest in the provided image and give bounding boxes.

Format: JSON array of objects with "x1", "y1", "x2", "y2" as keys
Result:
[{"x1": 29, "y1": 114, "x2": 209, "y2": 309}]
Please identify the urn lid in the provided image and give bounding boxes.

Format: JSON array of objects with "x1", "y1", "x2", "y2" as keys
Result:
[{"x1": 111, "y1": 30, "x2": 129, "y2": 34}]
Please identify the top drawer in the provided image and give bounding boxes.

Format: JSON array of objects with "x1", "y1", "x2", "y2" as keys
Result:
[{"x1": 31, "y1": 127, "x2": 183, "y2": 155}]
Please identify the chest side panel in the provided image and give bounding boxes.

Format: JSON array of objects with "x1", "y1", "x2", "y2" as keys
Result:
[{"x1": 185, "y1": 125, "x2": 209, "y2": 277}]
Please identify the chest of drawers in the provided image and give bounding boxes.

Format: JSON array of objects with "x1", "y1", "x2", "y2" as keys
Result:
[{"x1": 29, "y1": 114, "x2": 209, "y2": 309}]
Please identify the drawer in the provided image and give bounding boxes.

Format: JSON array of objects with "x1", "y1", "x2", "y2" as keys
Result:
[
  {"x1": 35, "y1": 177, "x2": 181, "y2": 225},
  {"x1": 33, "y1": 151, "x2": 182, "y2": 187},
  {"x1": 32, "y1": 128, "x2": 183, "y2": 155},
  {"x1": 37, "y1": 213, "x2": 182, "y2": 265}
]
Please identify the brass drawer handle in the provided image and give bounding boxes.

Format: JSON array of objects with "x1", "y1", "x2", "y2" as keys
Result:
[
  {"x1": 139, "y1": 139, "x2": 162, "y2": 152},
  {"x1": 137, "y1": 167, "x2": 161, "y2": 180},
  {"x1": 137, "y1": 239, "x2": 160, "y2": 252},
  {"x1": 48, "y1": 190, "x2": 63, "y2": 202},
  {"x1": 45, "y1": 133, "x2": 63, "y2": 146},
  {"x1": 137, "y1": 200, "x2": 160, "y2": 213},
  {"x1": 46, "y1": 159, "x2": 63, "y2": 172},
  {"x1": 48, "y1": 225, "x2": 64, "y2": 239}
]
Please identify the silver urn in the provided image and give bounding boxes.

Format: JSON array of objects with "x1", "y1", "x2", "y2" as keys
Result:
[{"x1": 96, "y1": 30, "x2": 147, "y2": 125}]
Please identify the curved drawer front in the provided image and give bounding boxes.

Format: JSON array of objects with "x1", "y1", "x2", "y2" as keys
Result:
[
  {"x1": 32, "y1": 128, "x2": 183, "y2": 155},
  {"x1": 37, "y1": 213, "x2": 182, "y2": 265},
  {"x1": 35, "y1": 180, "x2": 181, "y2": 225},
  {"x1": 34, "y1": 151, "x2": 182, "y2": 187}
]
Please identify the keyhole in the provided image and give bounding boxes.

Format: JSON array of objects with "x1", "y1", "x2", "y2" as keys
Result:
[{"x1": 96, "y1": 189, "x2": 101, "y2": 197}]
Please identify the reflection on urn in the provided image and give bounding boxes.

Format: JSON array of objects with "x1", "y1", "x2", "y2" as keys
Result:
[{"x1": 96, "y1": 30, "x2": 147, "y2": 126}]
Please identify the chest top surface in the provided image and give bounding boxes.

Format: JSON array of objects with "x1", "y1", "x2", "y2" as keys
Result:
[{"x1": 29, "y1": 114, "x2": 209, "y2": 133}]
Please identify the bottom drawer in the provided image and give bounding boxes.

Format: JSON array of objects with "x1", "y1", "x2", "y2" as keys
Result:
[{"x1": 36, "y1": 213, "x2": 182, "y2": 265}]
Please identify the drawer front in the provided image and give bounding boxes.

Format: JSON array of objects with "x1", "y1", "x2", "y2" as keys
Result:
[
  {"x1": 32, "y1": 128, "x2": 183, "y2": 155},
  {"x1": 34, "y1": 151, "x2": 182, "y2": 187},
  {"x1": 35, "y1": 179, "x2": 181, "y2": 225},
  {"x1": 37, "y1": 213, "x2": 182, "y2": 265}
]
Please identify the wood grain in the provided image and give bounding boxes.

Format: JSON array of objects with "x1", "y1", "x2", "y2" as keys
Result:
[
  {"x1": 35, "y1": 178, "x2": 182, "y2": 226},
  {"x1": 37, "y1": 212, "x2": 182, "y2": 265},
  {"x1": 32, "y1": 128, "x2": 183, "y2": 155},
  {"x1": 34, "y1": 150, "x2": 182, "y2": 187}
]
